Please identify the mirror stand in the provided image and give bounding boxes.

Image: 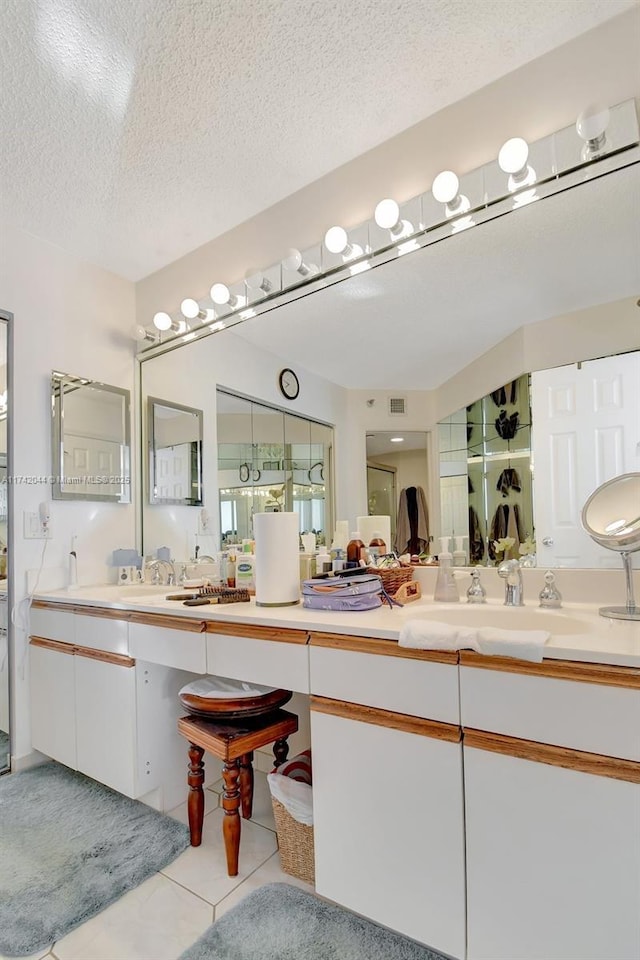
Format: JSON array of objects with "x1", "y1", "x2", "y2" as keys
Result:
[{"x1": 599, "y1": 550, "x2": 640, "y2": 621}]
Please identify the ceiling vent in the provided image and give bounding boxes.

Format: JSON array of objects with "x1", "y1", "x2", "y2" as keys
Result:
[{"x1": 388, "y1": 396, "x2": 407, "y2": 416}]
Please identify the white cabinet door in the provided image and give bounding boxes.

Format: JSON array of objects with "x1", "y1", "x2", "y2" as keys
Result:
[
  {"x1": 75, "y1": 653, "x2": 137, "y2": 797},
  {"x1": 30, "y1": 643, "x2": 77, "y2": 769},
  {"x1": 311, "y1": 708, "x2": 466, "y2": 959},
  {"x1": 465, "y1": 746, "x2": 640, "y2": 960}
]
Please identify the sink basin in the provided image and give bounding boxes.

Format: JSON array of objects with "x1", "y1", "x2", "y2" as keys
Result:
[{"x1": 401, "y1": 605, "x2": 594, "y2": 635}]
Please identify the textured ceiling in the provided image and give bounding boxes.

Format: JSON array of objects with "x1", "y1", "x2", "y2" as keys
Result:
[
  {"x1": 1, "y1": 0, "x2": 635, "y2": 280},
  {"x1": 230, "y1": 164, "x2": 640, "y2": 390}
]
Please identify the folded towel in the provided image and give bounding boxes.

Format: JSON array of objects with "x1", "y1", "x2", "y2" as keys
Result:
[
  {"x1": 476, "y1": 626, "x2": 549, "y2": 663},
  {"x1": 399, "y1": 620, "x2": 480, "y2": 652}
]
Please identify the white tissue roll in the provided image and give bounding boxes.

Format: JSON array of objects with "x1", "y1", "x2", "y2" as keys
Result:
[
  {"x1": 254, "y1": 512, "x2": 300, "y2": 607},
  {"x1": 357, "y1": 516, "x2": 392, "y2": 554}
]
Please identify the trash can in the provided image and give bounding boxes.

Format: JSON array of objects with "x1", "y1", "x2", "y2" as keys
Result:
[{"x1": 267, "y1": 749, "x2": 314, "y2": 884}]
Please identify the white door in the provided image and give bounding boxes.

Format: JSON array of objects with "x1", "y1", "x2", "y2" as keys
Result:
[
  {"x1": 155, "y1": 443, "x2": 191, "y2": 500},
  {"x1": 62, "y1": 434, "x2": 122, "y2": 498},
  {"x1": 531, "y1": 351, "x2": 640, "y2": 567},
  {"x1": 311, "y1": 709, "x2": 466, "y2": 959}
]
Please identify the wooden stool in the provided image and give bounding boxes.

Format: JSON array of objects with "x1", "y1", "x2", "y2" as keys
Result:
[{"x1": 177, "y1": 707, "x2": 298, "y2": 877}]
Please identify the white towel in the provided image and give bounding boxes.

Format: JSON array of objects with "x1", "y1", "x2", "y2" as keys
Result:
[
  {"x1": 476, "y1": 626, "x2": 549, "y2": 663},
  {"x1": 399, "y1": 620, "x2": 480, "y2": 652}
]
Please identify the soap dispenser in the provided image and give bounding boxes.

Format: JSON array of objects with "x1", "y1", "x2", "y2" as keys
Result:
[
  {"x1": 453, "y1": 536, "x2": 467, "y2": 566},
  {"x1": 434, "y1": 538, "x2": 459, "y2": 602}
]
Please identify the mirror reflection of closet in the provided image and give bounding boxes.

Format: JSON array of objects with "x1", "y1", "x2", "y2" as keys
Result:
[
  {"x1": 0, "y1": 311, "x2": 10, "y2": 774},
  {"x1": 366, "y1": 432, "x2": 429, "y2": 552}
]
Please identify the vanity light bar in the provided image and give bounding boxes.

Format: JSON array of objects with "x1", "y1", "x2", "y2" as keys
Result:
[{"x1": 137, "y1": 99, "x2": 639, "y2": 355}]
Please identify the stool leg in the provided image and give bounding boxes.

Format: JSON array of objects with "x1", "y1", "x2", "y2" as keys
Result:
[
  {"x1": 239, "y1": 752, "x2": 254, "y2": 820},
  {"x1": 222, "y1": 760, "x2": 241, "y2": 876},
  {"x1": 187, "y1": 743, "x2": 205, "y2": 847},
  {"x1": 273, "y1": 737, "x2": 290, "y2": 769}
]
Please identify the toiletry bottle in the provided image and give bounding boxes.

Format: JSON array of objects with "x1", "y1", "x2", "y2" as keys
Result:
[
  {"x1": 453, "y1": 536, "x2": 467, "y2": 567},
  {"x1": 332, "y1": 548, "x2": 345, "y2": 573},
  {"x1": 346, "y1": 531, "x2": 366, "y2": 565},
  {"x1": 434, "y1": 538, "x2": 459, "y2": 602},
  {"x1": 226, "y1": 550, "x2": 236, "y2": 588},
  {"x1": 368, "y1": 532, "x2": 386, "y2": 560},
  {"x1": 316, "y1": 549, "x2": 332, "y2": 574}
]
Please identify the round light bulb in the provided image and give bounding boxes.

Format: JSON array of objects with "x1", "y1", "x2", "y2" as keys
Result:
[
  {"x1": 180, "y1": 298, "x2": 201, "y2": 319},
  {"x1": 153, "y1": 311, "x2": 172, "y2": 331},
  {"x1": 498, "y1": 138, "x2": 529, "y2": 175},
  {"x1": 576, "y1": 103, "x2": 610, "y2": 142},
  {"x1": 283, "y1": 248, "x2": 302, "y2": 271},
  {"x1": 132, "y1": 324, "x2": 152, "y2": 342},
  {"x1": 324, "y1": 226, "x2": 348, "y2": 254},
  {"x1": 374, "y1": 198, "x2": 400, "y2": 230},
  {"x1": 431, "y1": 171, "x2": 459, "y2": 204},
  {"x1": 210, "y1": 283, "x2": 231, "y2": 305},
  {"x1": 244, "y1": 270, "x2": 268, "y2": 290}
]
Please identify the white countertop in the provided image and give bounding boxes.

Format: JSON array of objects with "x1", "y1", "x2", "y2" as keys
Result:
[{"x1": 32, "y1": 584, "x2": 640, "y2": 668}]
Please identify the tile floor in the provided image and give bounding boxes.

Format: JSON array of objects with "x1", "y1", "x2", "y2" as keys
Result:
[{"x1": 2, "y1": 772, "x2": 313, "y2": 960}]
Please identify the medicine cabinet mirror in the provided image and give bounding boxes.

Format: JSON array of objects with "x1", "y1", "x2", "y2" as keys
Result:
[
  {"x1": 217, "y1": 390, "x2": 333, "y2": 546},
  {"x1": 147, "y1": 397, "x2": 203, "y2": 505},
  {"x1": 51, "y1": 372, "x2": 131, "y2": 502}
]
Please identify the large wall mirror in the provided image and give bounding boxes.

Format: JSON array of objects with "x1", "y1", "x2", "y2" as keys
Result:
[
  {"x1": 147, "y1": 397, "x2": 203, "y2": 505},
  {"x1": 366, "y1": 432, "x2": 429, "y2": 552},
  {"x1": 51, "y1": 372, "x2": 131, "y2": 502},
  {"x1": 0, "y1": 312, "x2": 10, "y2": 773},
  {"x1": 218, "y1": 390, "x2": 333, "y2": 546},
  {"x1": 439, "y1": 352, "x2": 640, "y2": 568}
]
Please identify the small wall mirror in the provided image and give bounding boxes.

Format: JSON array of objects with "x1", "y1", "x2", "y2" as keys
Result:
[
  {"x1": 148, "y1": 397, "x2": 203, "y2": 505},
  {"x1": 51, "y1": 372, "x2": 131, "y2": 502}
]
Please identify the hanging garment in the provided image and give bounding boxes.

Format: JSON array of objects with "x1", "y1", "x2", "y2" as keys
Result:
[
  {"x1": 394, "y1": 486, "x2": 430, "y2": 555},
  {"x1": 488, "y1": 504, "x2": 526, "y2": 560},
  {"x1": 495, "y1": 410, "x2": 520, "y2": 440},
  {"x1": 490, "y1": 380, "x2": 518, "y2": 408},
  {"x1": 468, "y1": 506, "x2": 485, "y2": 563},
  {"x1": 496, "y1": 467, "x2": 521, "y2": 497}
]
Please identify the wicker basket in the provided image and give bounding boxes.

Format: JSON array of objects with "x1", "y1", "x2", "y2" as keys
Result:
[
  {"x1": 271, "y1": 798, "x2": 315, "y2": 884},
  {"x1": 368, "y1": 565, "x2": 413, "y2": 595}
]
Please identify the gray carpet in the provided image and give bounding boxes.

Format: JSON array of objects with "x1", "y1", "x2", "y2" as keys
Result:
[
  {"x1": 0, "y1": 761, "x2": 190, "y2": 957},
  {"x1": 180, "y1": 882, "x2": 448, "y2": 960}
]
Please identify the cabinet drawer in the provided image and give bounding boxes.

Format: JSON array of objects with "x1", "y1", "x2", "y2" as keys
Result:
[
  {"x1": 30, "y1": 606, "x2": 75, "y2": 644},
  {"x1": 460, "y1": 666, "x2": 640, "y2": 761},
  {"x1": 206, "y1": 634, "x2": 309, "y2": 693},
  {"x1": 74, "y1": 614, "x2": 128, "y2": 655},
  {"x1": 310, "y1": 645, "x2": 459, "y2": 723},
  {"x1": 129, "y1": 623, "x2": 207, "y2": 673}
]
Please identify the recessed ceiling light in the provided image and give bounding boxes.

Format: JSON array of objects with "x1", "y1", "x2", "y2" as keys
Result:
[{"x1": 390, "y1": 436, "x2": 404, "y2": 443}]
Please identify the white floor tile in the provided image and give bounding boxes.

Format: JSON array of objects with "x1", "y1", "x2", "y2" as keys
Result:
[
  {"x1": 215, "y1": 851, "x2": 314, "y2": 920},
  {"x1": 160, "y1": 808, "x2": 277, "y2": 905},
  {"x1": 167, "y1": 784, "x2": 219, "y2": 826},
  {"x1": 207, "y1": 771, "x2": 275, "y2": 831},
  {"x1": 52, "y1": 874, "x2": 213, "y2": 960}
]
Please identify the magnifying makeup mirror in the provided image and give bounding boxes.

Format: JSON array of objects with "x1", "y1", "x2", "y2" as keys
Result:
[{"x1": 581, "y1": 472, "x2": 640, "y2": 620}]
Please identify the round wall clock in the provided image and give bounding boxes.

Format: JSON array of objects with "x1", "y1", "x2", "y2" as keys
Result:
[{"x1": 278, "y1": 368, "x2": 300, "y2": 400}]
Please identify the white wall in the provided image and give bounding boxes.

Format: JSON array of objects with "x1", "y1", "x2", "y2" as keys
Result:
[{"x1": 0, "y1": 229, "x2": 136, "y2": 761}]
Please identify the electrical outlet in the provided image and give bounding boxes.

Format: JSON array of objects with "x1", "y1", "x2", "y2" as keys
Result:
[{"x1": 23, "y1": 511, "x2": 52, "y2": 539}]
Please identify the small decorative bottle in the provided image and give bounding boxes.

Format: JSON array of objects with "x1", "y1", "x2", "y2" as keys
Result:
[
  {"x1": 539, "y1": 570, "x2": 562, "y2": 608},
  {"x1": 466, "y1": 568, "x2": 487, "y2": 603}
]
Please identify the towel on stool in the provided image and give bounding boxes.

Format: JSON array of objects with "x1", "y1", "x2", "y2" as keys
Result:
[
  {"x1": 476, "y1": 626, "x2": 549, "y2": 663},
  {"x1": 399, "y1": 620, "x2": 480, "y2": 652}
]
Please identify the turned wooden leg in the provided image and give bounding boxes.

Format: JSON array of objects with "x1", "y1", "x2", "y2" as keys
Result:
[
  {"x1": 187, "y1": 743, "x2": 205, "y2": 847},
  {"x1": 239, "y1": 752, "x2": 254, "y2": 820},
  {"x1": 273, "y1": 737, "x2": 289, "y2": 769},
  {"x1": 222, "y1": 760, "x2": 241, "y2": 876}
]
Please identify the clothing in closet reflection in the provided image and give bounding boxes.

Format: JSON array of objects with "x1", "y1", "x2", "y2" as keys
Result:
[
  {"x1": 394, "y1": 486, "x2": 430, "y2": 556},
  {"x1": 488, "y1": 503, "x2": 525, "y2": 560}
]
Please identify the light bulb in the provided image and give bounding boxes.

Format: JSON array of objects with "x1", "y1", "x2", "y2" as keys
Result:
[
  {"x1": 324, "y1": 226, "x2": 348, "y2": 254},
  {"x1": 282, "y1": 248, "x2": 318, "y2": 277},
  {"x1": 374, "y1": 198, "x2": 400, "y2": 230},
  {"x1": 498, "y1": 138, "x2": 529, "y2": 175},
  {"x1": 153, "y1": 311, "x2": 173, "y2": 331},
  {"x1": 132, "y1": 324, "x2": 155, "y2": 342},
  {"x1": 180, "y1": 298, "x2": 205, "y2": 320},
  {"x1": 210, "y1": 283, "x2": 231, "y2": 305},
  {"x1": 431, "y1": 171, "x2": 459, "y2": 204},
  {"x1": 244, "y1": 270, "x2": 273, "y2": 294},
  {"x1": 576, "y1": 104, "x2": 610, "y2": 143}
]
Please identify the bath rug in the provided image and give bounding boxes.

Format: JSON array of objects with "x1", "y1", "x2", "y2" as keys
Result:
[
  {"x1": 0, "y1": 761, "x2": 189, "y2": 956},
  {"x1": 180, "y1": 882, "x2": 447, "y2": 960}
]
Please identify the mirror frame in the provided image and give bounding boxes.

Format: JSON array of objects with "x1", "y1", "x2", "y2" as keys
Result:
[
  {"x1": 51, "y1": 371, "x2": 131, "y2": 503},
  {"x1": 147, "y1": 395, "x2": 204, "y2": 506}
]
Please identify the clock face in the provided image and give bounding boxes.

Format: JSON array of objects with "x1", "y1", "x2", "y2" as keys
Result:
[{"x1": 278, "y1": 368, "x2": 300, "y2": 400}]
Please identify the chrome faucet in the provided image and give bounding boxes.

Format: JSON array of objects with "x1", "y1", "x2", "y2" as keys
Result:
[
  {"x1": 146, "y1": 558, "x2": 175, "y2": 586},
  {"x1": 497, "y1": 559, "x2": 524, "y2": 606}
]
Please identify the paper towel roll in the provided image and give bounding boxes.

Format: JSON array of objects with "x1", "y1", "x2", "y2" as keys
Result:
[
  {"x1": 333, "y1": 520, "x2": 350, "y2": 550},
  {"x1": 357, "y1": 516, "x2": 392, "y2": 554},
  {"x1": 254, "y1": 512, "x2": 300, "y2": 607}
]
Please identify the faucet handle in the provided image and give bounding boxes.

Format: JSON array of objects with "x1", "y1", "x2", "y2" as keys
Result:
[{"x1": 539, "y1": 570, "x2": 562, "y2": 608}]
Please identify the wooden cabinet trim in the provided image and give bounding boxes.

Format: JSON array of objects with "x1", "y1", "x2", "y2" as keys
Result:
[
  {"x1": 459, "y1": 651, "x2": 640, "y2": 689},
  {"x1": 31, "y1": 600, "x2": 130, "y2": 623},
  {"x1": 311, "y1": 695, "x2": 462, "y2": 742},
  {"x1": 73, "y1": 644, "x2": 135, "y2": 668},
  {"x1": 309, "y1": 631, "x2": 458, "y2": 664},
  {"x1": 464, "y1": 728, "x2": 640, "y2": 783},
  {"x1": 30, "y1": 636, "x2": 75, "y2": 655},
  {"x1": 205, "y1": 621, "x2": 308, "y2": 644},
  {"x1": 128, "y1": 612, "x2": 207, "y2": 633}
]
